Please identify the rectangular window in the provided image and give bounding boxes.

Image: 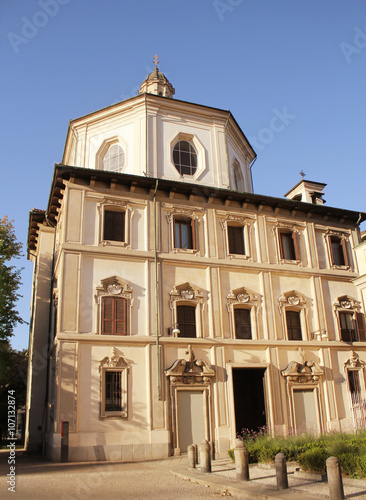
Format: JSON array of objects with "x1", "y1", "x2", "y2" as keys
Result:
[
  {"x1": 348, "y1": 371, "x2": 361, "y2": 396},
  {"x1": 104, "y1": 210, "x2": 125, "y2": 242},
  {"x1": 177, "y1": 305, "x2": 196, "y2": 338},
  {"x1": 174, "y1": 218, "x2": 195, "y2": 249},
  {"x1": 340, "y1": 311, "x2": 358, "y2": 342},
  {"x1": 330, "y1": 236, "x2": 348, "y2": 267},
  {"x1": 228, "y1": 226, "x2": 245, "y2": 255},
  {"x1": 105, "y1": 371, "x2": 122, "y2": 411},
  {"x1": 279, "y1": 232, "x2": 298, "y2": 261},
  {"x1": 102, "y1": 297, "x2": 127, "y2": 335},
  {"x1": 234, "y1": 308, "x2": 251, "y2": 339},
  {"x1": 286, "y1": 311, "x2": 302, "y2": 340}
]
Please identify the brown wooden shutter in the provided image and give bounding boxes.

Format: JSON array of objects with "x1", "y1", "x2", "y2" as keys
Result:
[
  {"x1": 102, "y1": 298, "x2": 113, "y2": 334},
  {"x1": 190, "y1": 218, "x2": 197, "y2": 250},
  {"x1": 292, "y1": 231, "x2": 300, "y2": 260},
  {"x1": 328, "y1": 236, "x2": 335, "y2": 265},
  {"x1": 356, "y1": 312, "x2": 366, "y2": 341},
  {"x1": 115, "y1": 298, "x2": 127, "y2": 335},
  {"x1": 279, "y1": 232, "x2": 285, "y2": 259},
  {"x1": 341, "y1": 238, "x2": 349, "y2": 267}
]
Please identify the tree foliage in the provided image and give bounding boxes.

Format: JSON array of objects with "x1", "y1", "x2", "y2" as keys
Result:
[
  {"x1": 0, "y1": 340, "x2": 28, "y2": 441},
  {"x1": 0, "y1": 216, "x2": 25, "y2": 339}
]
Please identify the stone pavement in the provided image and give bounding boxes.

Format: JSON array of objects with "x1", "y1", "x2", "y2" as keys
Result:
[
  {"x1": 2, "y1": 450, "x2": 366, "y2": 499},
  {"x1": 169, "y1": 457, "x2": 366, "y2": 499}
]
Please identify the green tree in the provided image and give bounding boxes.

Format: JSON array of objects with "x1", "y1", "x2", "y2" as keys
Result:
[
  {"x1": 0, "y1": 216, "x2": 25, "y2": 339},
  {"x1": 0, "y1": 341, "x2": 28, "y2": 442}
]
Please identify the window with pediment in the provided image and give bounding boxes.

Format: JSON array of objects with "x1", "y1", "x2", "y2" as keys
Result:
[
  {"x1": 220, "y1": 215, "x2": 251, "y2": 260},
  {"x1": 169, "y1": 283, "x2": 205, "y2": 338},
  {"x1": 324, "y1": 230, "x2": 350, "y2": 269},
  {"x1": 97, "y1": 198, "x2": 133, "y2": 248},
  {"x1": 166, "y1": 207, "x2": 202, "y2": 254},
  {"x1": 99, "y1": 348, "x2": 129, "y2": 418},
  {"x1": 273, "y1": 223, "x2": 301, "y2": 264},
  {"x1": 227, "y1": 287, "x2": 260, "y2": 340},
  {"x1": 278, "y1": 291, "x2": 308, "y2": 341},
  {"x1": 333, "y1": 295, "x2": 366, "y2": 343},
  {"x1": 344, "y1": 351, "x2": 366, "y2": 430},
  {"x1": 95, "y1": 276, "x2": 133, "y2": 336}
]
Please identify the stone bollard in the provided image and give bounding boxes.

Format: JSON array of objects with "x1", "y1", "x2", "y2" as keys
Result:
[
  {"x1": 234, "y1": 439, "x2": 249, "y2": 481},
  {"x1": 187, "y1": 445, "x2": 196, "y2": 468},
  {"x1": 326, "y1": 456, "x2": 344, "y2": 500},
  {"x1": 275, "y1": 453, "x2": 288, "y2": 490},
  {"x1": 199, "y1": 439, "x2": 211, "y2": 473}
]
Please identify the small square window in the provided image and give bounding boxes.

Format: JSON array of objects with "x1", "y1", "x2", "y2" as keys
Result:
[
  {"x1": 104, "y1": 210, "x2": 125, "y2": 242},
  {"x1": 228, "y1": 226, "x2": 245, "y2": 255},
  {"x1": 286, "y1": 311, "x2": 302, "y2": 340}
]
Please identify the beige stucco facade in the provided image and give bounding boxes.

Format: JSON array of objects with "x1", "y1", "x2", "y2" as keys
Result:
[{"x1": 26, "y1": 69, "x2": 366, "y2": 461}]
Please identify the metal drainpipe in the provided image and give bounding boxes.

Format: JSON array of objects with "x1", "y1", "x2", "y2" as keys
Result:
[
  {"x1": 249, "y1": 157, "x2": 257, "y2": 192},
  {"x1": 153, "y1": 179, "x2": 161, "y2": 400}
]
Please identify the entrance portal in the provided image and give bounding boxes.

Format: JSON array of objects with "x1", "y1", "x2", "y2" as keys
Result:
[{"x1": 233, "y1": 368, "x2": 266, "y2": 435}]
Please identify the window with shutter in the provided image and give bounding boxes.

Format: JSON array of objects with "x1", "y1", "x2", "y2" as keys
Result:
[
  {"x1": 177, "y1": 305, "x2": 196, "y2": 338},
  {"x1": 279, "y1": 232, "x2": 298, "y2": 261},
  {"x1": 228, "y1": 226, "x2": 245, "y2": 255},
  {"x1": 102, "y1": 297, "x2": 127, "y2": 335},
  {"x1": 174, "y1": 218, "x2": 195, "y2": 249},
  {"x1": 286, "y1": 311, "x2": 302, "y2": 340},
  {"x1": 329, "y1": 236, "x2": 348, "y2": 266},
  {"x1": 104, "y1": 210, "x2": 125, "y2": 242},
  {"x1": 234, "y1": 308, "x2": 251, "y2": 339},
  {"x1": 356, "y1": 312, "x2": 366, "y2": 341},
  {"x1": 339, "y1": 311, "x2": 358, "y2": 342}
]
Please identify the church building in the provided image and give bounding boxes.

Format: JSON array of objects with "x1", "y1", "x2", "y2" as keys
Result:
[{"x1": 25, "y1": 61, "x2": 366, "y2": 461}]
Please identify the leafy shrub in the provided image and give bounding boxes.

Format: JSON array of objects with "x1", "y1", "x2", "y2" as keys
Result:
[
  {"x1": 228, "y1": 430, "x2": 366, "y2": 478},
  {"x1": 297, "y1": 446, "x2": 327, "y2": 473}
]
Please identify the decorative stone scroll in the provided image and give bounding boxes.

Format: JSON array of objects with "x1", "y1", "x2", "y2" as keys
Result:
[
  {"x1": 165, "y1": 345, "x2": 215, "y2": 386},
  {"x1": 344, "y1": 351, "x2": 366, "y2": 371},
  {"x1": 99, "y1": 347, "x2": 128, "y2": 371},
  {"x1": 281, "y1": 359, "x2": 323, "y2": 385},
  {"x1": 95, "y1": 276, "x2": 133, "y2": 303}
]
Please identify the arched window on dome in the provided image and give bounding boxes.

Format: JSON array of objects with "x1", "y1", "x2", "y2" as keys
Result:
[{"x1": 103, "y1": 143, "x2": 125, "y2": 173}]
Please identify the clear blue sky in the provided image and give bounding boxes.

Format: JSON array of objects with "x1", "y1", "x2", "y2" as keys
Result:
[{"x1": 1, "y1": 0, "x2": 365, "y2": 350}]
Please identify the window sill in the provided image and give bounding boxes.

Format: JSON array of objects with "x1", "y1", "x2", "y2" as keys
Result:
[
  {"x1": 172, "y1": 248, "x2": 198, "y2": 254},
  {"x1": 279, "y1": 259, "x2": 301, "y2": 265},
  {"x1": 100, "y1": 411, "x2": 127, "y2": 419},
  {"x1": 228, "y1": 253, "x2": 250, "y2": 260},
  {"x1": 331, "y1": 265, "x2": 350, "y2": 271},
  {"x1": 101, "y1": 240, "x2": 130, "y2": 248}
]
